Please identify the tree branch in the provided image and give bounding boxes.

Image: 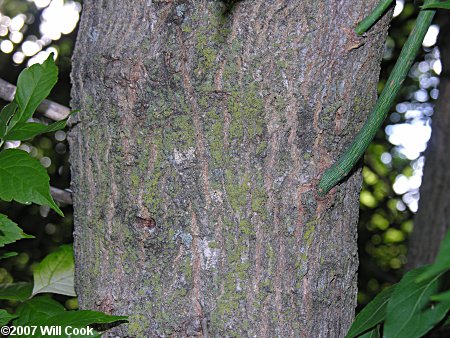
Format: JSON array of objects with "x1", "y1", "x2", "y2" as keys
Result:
[
  {"x1": 0, "y1": 78, "x2": 70, "y2": 121},
  {"x1": 50, "y1": 186, "x2": 73, "y2": 205}
]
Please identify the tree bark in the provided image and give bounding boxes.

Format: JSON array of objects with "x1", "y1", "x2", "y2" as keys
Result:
[
  {"x1": 69, "y1": 1, "x2": 390, "y2": 336},
  {"x1": 407, "y1": 14, "x2": 450, "y2": 269}
]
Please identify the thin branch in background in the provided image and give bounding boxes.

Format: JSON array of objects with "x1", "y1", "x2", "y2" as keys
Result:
[
  {"x1": 0, "y1": 78, "x2": 70, "y2": 121},
  {"x1": 50, "y1": 187, "x2": 73, "y2": 205}
]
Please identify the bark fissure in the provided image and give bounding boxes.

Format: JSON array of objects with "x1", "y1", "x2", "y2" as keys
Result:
[{"x1": 70, "y1": 1, "x2": 391, "y2": 336}]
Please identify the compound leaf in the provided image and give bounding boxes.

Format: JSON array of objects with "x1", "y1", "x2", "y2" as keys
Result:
[
  {"x1": 32, "y1": 244, "x2": 75, "y2": 297},
  {"x1": 4, "y1": 120, "x2": 67, "y2": 141},
  {"x1": 10, "y1": 55, "x2": 58, "y2": 127},
  {"x1": 384, "y1": 267, "x2": 446, "y2": 338},
  {"x1": 0, "y1": 309, "x2": 17, "y2": 326},
  {"x1": 0, "y1": 282, "x2": 33, "y2": 301},
  {"x1": 0, "y1": 102, "x2": 18, "y2": 139},
  {"x1": 345, "y1": 286, "x2": 394, "y2": 338},
  {"x1": 0, "y1": 213, "x2": 33, "y2": 247},
  {"x1": 0, "y1": 149, "x2": 63, "y2": 216}
]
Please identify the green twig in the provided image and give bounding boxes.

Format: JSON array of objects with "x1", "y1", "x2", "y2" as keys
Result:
[
  {"x1": 356, "y1": 0, "x2": 395, "y2": 35},
  {"x1": 317, "y1": 0, "x2": 439, "y2": 196}
]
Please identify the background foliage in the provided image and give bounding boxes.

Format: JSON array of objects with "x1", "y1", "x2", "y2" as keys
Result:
[
  {"x1": 357, "y1": 1, "x2": 443, "y2": 306},
  {"x1": 0, "y1": 0, "x2": 78, "y2": 312}
]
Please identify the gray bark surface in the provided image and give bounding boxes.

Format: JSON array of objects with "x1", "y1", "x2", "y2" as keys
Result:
[
  {"x1": 407, "y1": 15, "x2": 450, "y2": 268},
  {"x1": 69, "y1": 1, "x2": 390, "y2": 336}
]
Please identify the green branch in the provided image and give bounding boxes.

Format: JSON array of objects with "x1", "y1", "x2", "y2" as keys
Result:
[
  {"x1": 356, "y1": 0, "x2": 395, "y2": 35},
  {"x1": 317, "y1": 0, "x2": 439, "y2": 196}
]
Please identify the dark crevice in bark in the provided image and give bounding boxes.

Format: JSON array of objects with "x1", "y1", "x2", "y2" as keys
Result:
[{"x1": 69, "y1": 1, "x2": 390, "y2": 336}]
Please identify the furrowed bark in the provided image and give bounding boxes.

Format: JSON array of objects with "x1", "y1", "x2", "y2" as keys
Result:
[{"x1": 69, "y1": 1, "x2": 390, "y2": 336}]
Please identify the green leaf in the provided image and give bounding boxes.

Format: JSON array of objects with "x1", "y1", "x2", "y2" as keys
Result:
[
  {"x1": 0, "y1": 102, "x2": 18, "y2": 139},
  {"x1": 0, "y1": 213, "x2": 34, "y2": 247},
  {"x1": 35, "y1": 311, "x2": 126, "y2": 338},
  {"x1": 431, "y1": 289, "x2": 450, "y2": 302},
  {"x1": 4, "y1": 120, "x2": 67, "y2": 141},
  {"x1": 32, "y1": 244, "x2": 76, "y2": 297},
  {"x1": 0, "y1": 251, "x2": 18, "y2": 259},
  {"x1": 345, "y1": 286, "x2": 394, "y2": 338},
  {"x1": 391, "y1": 301, "x2": 450, "y2": 338},
  {"x1": 384, "y1": 267, "x2": 447, "y2": 338},
  {"x1": 444, "y1": 315, "x2": 450, "y2": 326},
  {"x1": 13, "y1": 295, "x2": 65, "y2": 326},
  {"x1": 3, "y1": 110, "x2": 77, "y2": 142},
  {"x1": 10, "y1": 54, "x2": 58, "y2": 127},
  {"x1": 417, "y1": 229, "x2": 450, "y2": 282},
  {"x1": 0, "y1": 309, "x2": 17, "y2": 326},
  {"x1": 422, "y1": 1, "x2": 450, "y2": 10},
  {"x1": 41, "y1": 310, "x2": 127, "y2": 329},
  {"x1": 358, "y1": 325, "x2": 380, "y2": 338},
  {"x1": 0, "y1": 282, "x2": 33, "y2": 301},
  {"x1": 0, "y1": 149, "x2": 63, "y2": 216},
  {"x1": 13, "y1": 296, "x2": 126, "y2": 338}
]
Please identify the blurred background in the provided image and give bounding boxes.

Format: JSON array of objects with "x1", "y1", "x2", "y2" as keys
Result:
[
  {"x1": 0, "y1": 0, "x2": 80, "y2": 310},
  {"x1": 0, "y1": 0, "x2": 444, "y2": 311}
]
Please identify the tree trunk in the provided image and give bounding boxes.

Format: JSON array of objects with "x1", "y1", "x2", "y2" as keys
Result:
[
  {"x1": 69, "y1": 1, "x2": 390, "y2": 336},
  {"x1": 407, "y1": 15, "x2": 450, "y2": 269}
]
